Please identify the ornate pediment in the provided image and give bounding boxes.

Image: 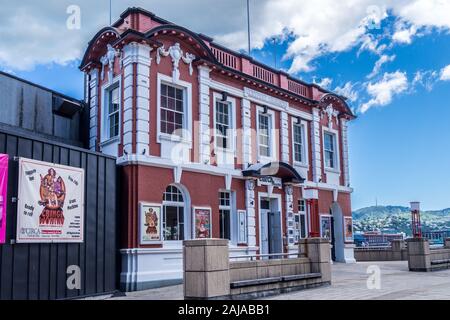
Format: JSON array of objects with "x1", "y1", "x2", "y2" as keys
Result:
[
  {"x1": 321, "y1": 104, "x2": 340, "y2": 129},
  {"x1": 100, "y1": 44, "x2": 121, "y2": 82},
  {"x1": 156, "y1": 43, "x2": 196, "y2": 82}
]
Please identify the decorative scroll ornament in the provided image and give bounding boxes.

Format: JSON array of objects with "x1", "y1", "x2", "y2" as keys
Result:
[
  {"x1": 100, "y1": 44, "x2": 121, "y2": 81},
  {"x1": 322, "y1": 104, "x2": 339, "y2": 129},
  {"x1": 156, "y1": 43, "x2": 196, "y2": 82}
]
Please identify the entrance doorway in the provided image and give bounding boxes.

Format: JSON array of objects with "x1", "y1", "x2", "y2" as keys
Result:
[
  {"x1": 330, "y1": 215, "x2": 336, "y2": 261},
  {"x1": 259, "y1": 197, "x2": 282, "y2": 258}
]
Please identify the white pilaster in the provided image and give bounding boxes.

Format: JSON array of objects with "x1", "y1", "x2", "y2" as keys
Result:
[
  {"x1": 311, "y1": 107, "x2": 322, "y2": 183},
  {"x1": 280, "y1": 111, "x2": 289, "y2": 163},
  {"x1": 122, "y1": 42, "x2": 152, "y2": 156},
  {"x1": 88, "y1": 69, "x2": 99, "y2": 151},
  {"x1": 241, "y1": 98, "x2": 252, "y2": 168},
  {"x1": 340, "y1": 118, "x2": 350, "y2": 187},
  {"x1": 285, "y1": 186, "x2": 294, "y2": 249},
  {"x1": 245, "y1": 180, "x2": 256, "y2": 247},
  {"x1": 198, "y1": 65, "x2": 211, "y2": 164}
]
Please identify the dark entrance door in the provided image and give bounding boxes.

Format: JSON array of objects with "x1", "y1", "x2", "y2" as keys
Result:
[
  {"x1": 331, "y1": 216, "x2": 336, "y2": 261},
  {"x1": 268, "y1": 211, "x2": 282, "y2": 259}
]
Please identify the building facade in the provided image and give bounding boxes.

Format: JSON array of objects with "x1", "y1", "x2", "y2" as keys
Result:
[
  {"x1": 0, "y1": 71, "x2": 85, "y2": 147},
  {"x1": 80, "y1": 7, "x2": 356, "y2": 291}
]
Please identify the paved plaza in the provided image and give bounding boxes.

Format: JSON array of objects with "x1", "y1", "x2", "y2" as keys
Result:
[{"x1": 100, "y1": 261, "x2": 450, "y2": 300}]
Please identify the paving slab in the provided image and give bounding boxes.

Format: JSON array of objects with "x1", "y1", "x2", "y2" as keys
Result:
[{"x1": 99, "y1": 261, "x2": 450, "y2": 300}]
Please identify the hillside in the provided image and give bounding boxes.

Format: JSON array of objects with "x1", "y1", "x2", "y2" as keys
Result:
[{"x1": 352, "y1": 205, "x2": 450, "y2": 235}]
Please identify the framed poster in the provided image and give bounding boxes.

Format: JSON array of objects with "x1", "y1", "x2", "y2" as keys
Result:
[
  {"x1": 320, "y1": 215, "x2": 332, "y2": 239},
  {"x1": 194, "y1": 207, "x2": 211, "y2": 239},
  {"x1": 0, "y1": 154, "x2": 8, "y2": 244},
  {"x1": 139, "y1": 203, "x2": 162, "y2": 244},
  {"x1": 237, "y1": 210, "x2": 248, "y2": 244},
  {"x1": 344, "y1": 216, "x2": 354, "y2": 242},
  {"x1": 16, "y1": 158, "x2": 85, "y2": 243}
]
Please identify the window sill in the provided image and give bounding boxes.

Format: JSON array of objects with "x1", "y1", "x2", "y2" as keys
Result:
[
  {"x1": 294, "y1": 161, "x2": 309, "y2": 168},
  {"x1": 325, "y1": 167, "x2": 341, "y2": 174},
  {"x1": 158, "y1": 133, "x2": 192, "y2": 146},
  {"x1": 100, "y1": 136, "x2": 119, "y2": 147}
]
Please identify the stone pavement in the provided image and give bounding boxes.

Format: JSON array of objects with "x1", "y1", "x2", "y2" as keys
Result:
[{"x1": 101, "y1": 261, "x2": 450, "y2": 300}]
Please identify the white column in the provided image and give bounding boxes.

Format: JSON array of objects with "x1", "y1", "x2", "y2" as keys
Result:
[
  {"x1": 340, "y1": 118, "x2": 350, "y2": 187},
  {"x1": 88, "y1": 69, "x2": 99, "y2": 151},
  {"x1": 122, "y1": 42, "x2": 152, "y2": 156},
  {"x1": 311, "y1": 107, "x2": 322, "y2": 183},
  {"x1": 280, "y1": 111, "x2": 289, "y2": 163},
  {"x1": 241, "y1": 98, "x2": 252, "y2": 168},
  {"x1": 198, "y1": 65, "x2": 211, "y2": 164},
  {"x1": 245, "y1": 180, "x2": 256, "y2": 247}
]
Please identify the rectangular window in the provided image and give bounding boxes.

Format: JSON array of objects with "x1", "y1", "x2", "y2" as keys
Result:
[
  {"x1": 219, "y1": 192, "x2": 231, "y2": 240},
  {"x1": 298, "y1": 199, "x2": 306, "y2": 212},
  {"x1": 163, "y1": 206, "x2": 184, "y2": 241},
  {"x1": 324, "y1": 132, "x2": 336, "y2": 169},
  {"x1": 107, "y1": 86, "x2": 120, "y2": 139},
  {"x1": 297, "y1": 199, "x2": 307, "y2": 239},
  {"x1": 293, "y1": 123, "x2": 304, "y2": 163},
  {"x1": 258, "y1": 112, "x2": 271, "y2": 157},
  {"x1": 215, "y1": 100, "x2": 231, "y2": 149},
  {"x1": 160, "y1": 83, "x2": 184, "y2": 136}
]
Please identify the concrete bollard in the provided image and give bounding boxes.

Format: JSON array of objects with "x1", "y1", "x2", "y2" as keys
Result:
[
  {"x1": 183, "y1": 239, "x2": 230, "y2": 299},
  {"x1": 406, "y1": 238, "x2": 430, "y2": 271},
  {"x1": 304, "y1": 238, "x2": 331, "y2": 282},
  {"x1": 444, "y1": 238, "x2": 450, "y2": 249}
]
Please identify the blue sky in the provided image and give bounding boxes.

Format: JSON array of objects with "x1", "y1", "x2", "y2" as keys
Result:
[{"x1": 2, "y1": 1, "x2": 450, "y2": 210}]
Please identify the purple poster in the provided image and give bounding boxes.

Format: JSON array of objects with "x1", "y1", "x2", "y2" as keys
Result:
[{"x1": 0, "y1": 154, "x2": 8, "y2": 244}]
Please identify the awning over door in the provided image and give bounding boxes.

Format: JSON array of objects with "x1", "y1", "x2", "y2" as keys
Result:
[{"x1": 242, "y1": 161, "x2": 305, "y2": 184}]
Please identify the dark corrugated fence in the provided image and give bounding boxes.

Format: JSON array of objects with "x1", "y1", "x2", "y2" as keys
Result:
[{"x1": 0, "y1": 128, "x2": 119, "y2": 300}]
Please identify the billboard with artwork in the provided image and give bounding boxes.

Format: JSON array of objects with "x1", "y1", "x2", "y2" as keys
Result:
[{"x1": 16, "y1": 158, "x2": 85, "y2": 243}]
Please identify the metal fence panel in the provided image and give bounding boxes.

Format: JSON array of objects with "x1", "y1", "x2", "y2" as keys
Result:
[{"x1": 0, "y1": 128, "x2": 119, "y2": 300}]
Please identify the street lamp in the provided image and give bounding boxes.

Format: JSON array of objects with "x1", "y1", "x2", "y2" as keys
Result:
[{"x1": 410, "y1": 201, "x2": 422, "y2": 238}]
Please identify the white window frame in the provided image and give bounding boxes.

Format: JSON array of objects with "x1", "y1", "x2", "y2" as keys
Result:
[
  {"x1": 100, "y1": 76, "x2": 121, "y2": 144},
  {"x1": 291, "y1": 118, "x2": 309, "y2": 167},
  {"x1": 162, "y1": 185, "x2": 187, "y2": 243},
  {"x1": 156, "y1": 73, "x2": 192, "y2": 146},
  {"x1": 213, "y1": 93, "x2": 237, "y2": 154},
  {"x1": 218, "y1": 190, "x2": 233, "y2": 241},
  {"x1": 256, "y1": 106, "x2": 277, "y2": 162},
  {"x1": 322, "y1": 128, "x2": 340, "y2": 173},
  {"x1": 297, "y1": 199, "x2": 308, "y2": 240}
]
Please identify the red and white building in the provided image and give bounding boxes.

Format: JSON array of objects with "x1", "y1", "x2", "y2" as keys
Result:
[{"x1": 80, "y1": 7, "x2": 356, "y2": 291}]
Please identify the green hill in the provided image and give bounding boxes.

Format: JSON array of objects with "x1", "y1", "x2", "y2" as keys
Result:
[{"x1": 352, "y1": 205, "x2": 450, "y2": 235}]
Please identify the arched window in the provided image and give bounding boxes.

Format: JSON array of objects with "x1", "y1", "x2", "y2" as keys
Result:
[{"x1": 163, "y1": 185, "x2": 185, "y2": 240}]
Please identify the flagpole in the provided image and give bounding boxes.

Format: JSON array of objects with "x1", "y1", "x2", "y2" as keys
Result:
[
  {"x1": 109, "y1": 0, "x2": 112, "y2": 25},
  {"x1": 247, "y1": 0, "x2": 251, "y2": 55}
]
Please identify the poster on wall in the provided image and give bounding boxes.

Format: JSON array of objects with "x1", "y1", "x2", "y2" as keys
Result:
[
  {"x1": 16, "y1": 158, "x2": 85, "y2": 243},
  {"x1": 194, "y1": 207, "x2": 211, "y2": 239},
  {"x1": 320, "y1": 215, "x2": 332, "y2": 239},
  {"x1": 0, "y1": 154, "x2": 8, "y2": 244},
  {"x1": 344, "y1": 216, "x2": 353, "y2": 242},
  {"x1": 139, "y1": 203, "x2": 162, "y2": 244}
]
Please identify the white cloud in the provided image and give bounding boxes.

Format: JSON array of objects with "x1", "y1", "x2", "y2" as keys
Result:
[
  {"x1": 412, "y1": 70, "x2": 439, "y2": 91},
  {"x1": 334, "y1": 82, "x2": 359, "y2": 102},
  {"x1": 360, "y1": 71, "x2": 408, "y2": 113},
  {"x1": 314, "y1": 77, "x2": 333, "y2": 89},
  {"x1": 440, "y1": 65, "x2": 450, "y2": 81},
  {"x1": 392, "y1": 25, "x2": 417, "y2": 44},
  {"x1": 0, "y1": 0, "x2": 449, "y2": 75},
  {"x1": 367, "y1": 54, "x2": 396, "y2": 79}
]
